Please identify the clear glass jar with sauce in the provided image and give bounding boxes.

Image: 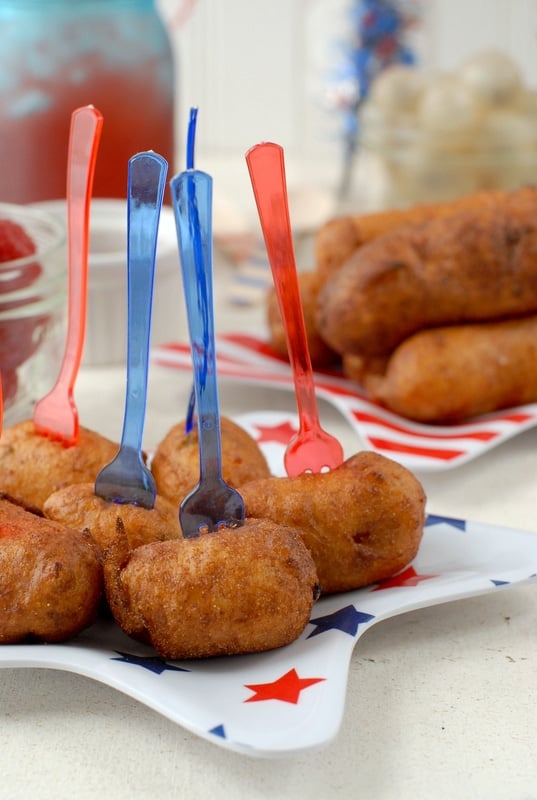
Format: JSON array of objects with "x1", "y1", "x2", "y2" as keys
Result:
[{"x1": 0, "y1": 202, "x2": 66, "y2": 425}]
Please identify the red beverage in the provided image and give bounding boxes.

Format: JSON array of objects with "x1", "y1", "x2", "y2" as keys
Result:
[{"x1": 0, "y1": 0, "x2": 176, "y2": 203}]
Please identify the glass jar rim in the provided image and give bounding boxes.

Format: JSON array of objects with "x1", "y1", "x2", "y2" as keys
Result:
[{"x1": 0, "y1": 202, "x2": 65, "y2": 270}]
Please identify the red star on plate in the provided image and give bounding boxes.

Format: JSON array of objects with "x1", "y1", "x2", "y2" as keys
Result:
[
  {"x1": 244, "y1": 668, "x2": 325, "y2": 704},
  {"x1": 253, "y1": 421, "x2": 297, "y2": 445},
  {"x1": 372, "y1": 565, "x2": 437, "y2": 591}
]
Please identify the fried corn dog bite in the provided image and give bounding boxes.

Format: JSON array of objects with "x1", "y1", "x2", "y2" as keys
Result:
[
  {"x1": 344, "y1": 314, "x2": 537, "y2": 423},
  {"x1": 43, "y1": 482, "x2": 182, "y2": 552},
  {"x1": 317, "y1": 186, "x2": 537, "y2": 358},
  {"x1": 0, "y1": 495, "x2": 102, "y2": 644},
  {"x1": 281, "y1": 191, "x2": 504, "y2": 369},
  {"x1": 314, "y1": 188, "x2": 503, "y2": 278},
  {"x1": 103, "y1": 517, "x2": 320, "y2": 659},
  {"x1": 0, "y1": 420, "x2": 119, "y2": 511},
  {"x1": 241, "y1": 452, "x2": 426, "y2": 595},
  {"x1": 151, "y1": 416, "x2": 271, "y2": 506}
]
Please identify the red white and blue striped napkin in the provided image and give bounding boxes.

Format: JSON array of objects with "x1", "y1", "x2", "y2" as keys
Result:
[{"x1": 152, "y1": 332, "x2": 537, "y2": 472}]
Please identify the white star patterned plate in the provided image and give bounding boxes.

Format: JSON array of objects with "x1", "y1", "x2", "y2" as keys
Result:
[{"x1": 1, "y1": 412, "x2": 536, "y2": 757}]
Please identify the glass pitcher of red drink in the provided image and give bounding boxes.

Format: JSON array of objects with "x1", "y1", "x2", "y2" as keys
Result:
[{"x1": 0, "y1": 0, "x2": 176, "y2": 202}]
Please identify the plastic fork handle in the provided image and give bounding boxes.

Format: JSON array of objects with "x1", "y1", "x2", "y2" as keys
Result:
[
  {"x1": 246, "y1": 142, "x2": 320, "y2": 433},
  {"x1": 170, "y1": 169, "x2": 223, "y2": 482},
  {"x1": 120, "y1": 151, "x2": 168, "y2": 453},
  {"x1": 33, "y1": 106, "x2": 103, "y2": 443},
  {"x1": 59, "y1": 106, "x2": 103, "y2": 410}
]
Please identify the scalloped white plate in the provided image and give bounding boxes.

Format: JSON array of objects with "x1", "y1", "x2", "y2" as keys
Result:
[{"x1": 1, "y1": 415, "x2": 536, "y2": 757}]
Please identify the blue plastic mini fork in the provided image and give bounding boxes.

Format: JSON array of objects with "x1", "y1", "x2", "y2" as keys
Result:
[
  {"x1": 170, "y1": 168, "x2": 245, "y2": 537},
  {"x1": 94, "y1": 151, "x2": 168, "y2": 509}
]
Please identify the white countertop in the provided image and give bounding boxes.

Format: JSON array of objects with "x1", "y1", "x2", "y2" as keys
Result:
[{"x1": 2, "y1": 252, "x2": 537, "y2": 800}]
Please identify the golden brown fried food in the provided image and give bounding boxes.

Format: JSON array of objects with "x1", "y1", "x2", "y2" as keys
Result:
[
  {"x1": 0, "y1": 495, "x2": 102, "y2": 644},
  {"x1": 278, "y1": 191, "x2": 502, "y2": 370},
  {"x1": 317, "y1": 186, "x2": 537, "y2": 357},
  {"x1": 344, "y1": 315, "x2": 537, "y2": 424},
  {"x1": 103, "y1": 517, "x2": 320, "y2": 659},
  {"x1": 0, "y1": 420, "x2": 119, "y2": 511},
  {"x1": 314, "y1": 189, "x2": 502, "y2": 278},
  {"x1": 241, "y1": 451, "x2": 426, "y2": 594},
  {"x1": 266, "y1": 270, "x2": 338, "y2": 368},
  {"x1": 43, "y1": 482, "x2": 181, "y2": 552},
  {"x1": 152, "y1": 416, "x2": 271, "y2": 506}
]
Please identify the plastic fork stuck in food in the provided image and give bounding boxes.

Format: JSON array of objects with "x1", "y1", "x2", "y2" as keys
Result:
[
  {"x1": 170, "y1": 167, "x2": 245, "y2": 538},
  {"x1": 94, "y1": 151, "x2": 168, "y2": 508},
  {"x1": 246, "y1": 141, "x2": 344, "y2": 476},
  {"x1": 183, "y1": 107, "x2": 198, "y2": 436},
  {"x1": 33, "y1": 105, "x2": 103, "y2": 446}
]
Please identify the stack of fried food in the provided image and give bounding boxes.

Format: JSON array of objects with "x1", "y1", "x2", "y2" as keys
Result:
[
  {"x1": 268, "y1": 185, "x2": 537, "y2": 423},
  {"x1": 0, "y1": 414, "x2": 425, "y2": 658}
]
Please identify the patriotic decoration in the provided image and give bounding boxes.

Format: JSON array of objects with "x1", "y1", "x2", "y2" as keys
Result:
[
  {"x1": 330, "y1": 0, "x2": 421, "y2": 133},
  {"x1": 1, "y1": 422, "x2": 536, "y2": 756},
  {"x1": 326, "y1": 0, "x2": 423, "y2": 197},
  {"x1": 152, "y1": 333, "x2": 537, "y2": 471}
]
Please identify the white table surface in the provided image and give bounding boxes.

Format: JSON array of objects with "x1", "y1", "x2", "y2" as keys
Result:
[{"x1": 2, "y1": 251, "x2": 537, "y2": 800}]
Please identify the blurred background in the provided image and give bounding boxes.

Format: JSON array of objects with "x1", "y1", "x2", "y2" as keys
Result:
[
  {"x1": 2, "y1": 0, "x2": 536, "y2": 215},
  {"x1": 159, "y1": 0, "x2": 537, "y2": 214}
]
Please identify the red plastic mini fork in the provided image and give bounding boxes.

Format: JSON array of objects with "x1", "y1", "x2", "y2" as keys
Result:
[
  {"x1": 246, "y1": 141, "x2": 344, "y2": 476},
  {"x1": 33, "y1": 105, "x2": 103, "y2": 446}
]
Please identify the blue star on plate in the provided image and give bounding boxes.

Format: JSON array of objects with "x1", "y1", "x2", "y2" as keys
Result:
[
  {"x1": 111, "y1": 650, "x2": 191, "y2": 674},
  {"x1": 307, "y1": 605, "x2": 375, "y2": 638},
  {"x1": 426, "y1": 513, "x2": 467, "y2": 531},
  {"x1": 209, "y1": 724, "x2": 226, "y2": 739}
]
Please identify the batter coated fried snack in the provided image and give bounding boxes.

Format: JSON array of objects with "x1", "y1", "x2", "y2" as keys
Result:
[
  {"x1": 0, "y1": 420, "x2": 119, "y2": 511},
  {"x1": 314, "y1": 189, "x2": 502, "y2": 278},
  {"x1": 103, "y1": 517, "x2": 320, "y2": 659},
  {"x1": 344, "y1": 314, "x2": 537, "y2": 424},
  {"x1": 241, "y1": 451, "x2": 426, "y2": 594},
  {"x1": 317, "y1": 186, "x2": 537, "y2": 357},
  {"x1": 152, "y1": 416, "x2": 271, "y2": 506},
  {"x1": 0, "y1": 495, "x2": 102, "y2": 644},
  {"x1": 43, "y1": 482, "x2": 181, "y2": 552}
]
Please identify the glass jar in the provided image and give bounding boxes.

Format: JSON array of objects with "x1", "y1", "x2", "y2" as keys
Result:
[
  {"x1": 0, "y1": 0, "x2": 176, "y2": 203},
  {"x1": 0, "y1": 202, "x2": 66, "y2": 426},
  {"x1": 357, "y1": 118, "x2": 537, "y2": 210},
  {"x1": 352, "y1": 51, "x2": 537, "y2": 211}
]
